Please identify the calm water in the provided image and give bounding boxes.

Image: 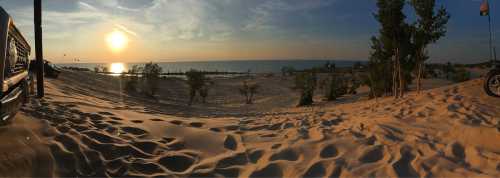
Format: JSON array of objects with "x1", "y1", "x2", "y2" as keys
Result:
[{"x1": 56, "y1": 60, "x2": 365, "y2": 73}]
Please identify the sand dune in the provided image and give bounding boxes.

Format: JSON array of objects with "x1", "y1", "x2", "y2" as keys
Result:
[{"x1": 0, "y1": 70, "x2": 497, "y2": 177}]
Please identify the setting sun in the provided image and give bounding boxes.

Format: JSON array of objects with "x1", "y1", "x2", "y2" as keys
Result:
[
  {"x1": 106, "y1": 30, "x2": 128, "y2": 52},
  {"x1": 110, "y1": 63, "x2": 126, "y2": 74}
]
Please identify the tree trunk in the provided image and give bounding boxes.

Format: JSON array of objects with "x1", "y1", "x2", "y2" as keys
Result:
[
  {"x1": 397, "y1": 47, "x2": 404, "y2": 98},
  {"x1": 189, "y1": 89, "x2": 196, "y2": 106},
  {"x1": 416, "y1": 47, "x2": 425, "y2": 94},
  {"x1": 392, "y1": 54, "x2": 398, "y2": 98},
  {"x1": 417, "y1": 61, "x2": 423, "y2": 94}
]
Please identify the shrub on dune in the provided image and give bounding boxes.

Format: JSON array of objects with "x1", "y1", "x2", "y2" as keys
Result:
[
  {"x1": 186, "y1": 70, "x2": 209, "y2": 105},
  {"x1": 142, "y1": 62, "x2": 162, "y2": 97},
  {"x1": 295, "y1": 72, "x2": 317, "y2": 106},
  {"x1": 450, "y1": 68, "x2": 471, "y2": 83},
  {"x1": 239, "y1": 80, "x2": 259, "y2": 104},
  {"x1": 125, "y1": 65, "x2": 142, "y2": 93}
]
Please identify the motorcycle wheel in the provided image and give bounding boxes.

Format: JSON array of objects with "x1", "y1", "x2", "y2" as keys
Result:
[{"x1": 484, "y1": 69, "x2": 500, "y2": 97}]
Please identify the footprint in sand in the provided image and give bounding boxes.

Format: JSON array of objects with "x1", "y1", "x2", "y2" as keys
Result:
[
  {"x1": 131, "y1": 120, "x2": 144, "y2": 124},
  {"x1": 106, "y1": 120, "x2": 122, "y2": 125},
  {"x1": 98, "y1": 112, "x2": 114, "y2": 116},
  {"x1": 445, "y1": 142, "x2": 465, "y2": 161},
  {"x1": 271, "y1": 144, "x2": 282, "y2": 149},
  {"x1": 81, "y1": 130, "x2": 123, "y2": 144},
  {"x1": 104, "y1": 127, "x2": 118, "y2": 134},
  {"x1": 88, "y1": 114, "x2": 105, "y2": 121},
  {"x1": 261, "y1": 133, "x2": 277, "y2": 138},
  {"x1": 358, "y1": 145, "x2": 385, "y2": 163},
  {"x1": 105, "y1": 158, "x2": 127, "y2": 176},
  {"x1": 109, "y1": 117, "x2": 123, "y2": 121},
  {"x1": 49, "y1": 142, "x2": 78, "y2": 177},
  {"x1": 270, "y1": 148, "x2": 299, "y2": 161},
  {"x1": 170, "y1": 120, "x2": 184, "y2": 125},
  {"x1": 320, "y1": 144, "x2": 338, "y2": 158},
  {"x1": 92, "y1": 122, "x2": 111, "y2": 130},
  {"x1": 160, "y1": 137, "x2": 176, "y2": 144},
  {"x1": 189, "y1": 122, "x2": 204, "y2": 128},
  {"x1": 150, "y1": 118, "x2": 164, "y2": 122},
  {"x1": 267, "y1": 123, "x2": 282, "y2": 130},
  {"x1": 209, "y1": 128, "x2": 222, "y2": 132},
  {"x1": 167, "y1": 140, "x2": 186, "y2": 150},
  {"x1": 249, "y1": 149, "x2": 264, "y2": 163},
  {"x1": 393, "y1": 146, "x2": 418, "y2": 178},
  {"x1": 216, "y1": 152, "x2": 248, "y2": 168},
  {"x1": 158, "y1": 154, "x2": 196, "y2": 172},
  {"x1": 303, "y1": 162, "x2": 326, "y2": 178},
  {"x1": 214, "y1": 167, "x2": 240, "y2": 178},
  {"x1": 224, "y1": 135, "x2": 238, "y2": 150},
  {"x1": 249, "y1": 163, "x2": 282, "y2": 178},
  {"x1": 130, "y1": 162, "x2": 164, "y2": 175},
  {"x1": 120, "y1": 126, "x2": 148, "y2": 136},
  {"x1": 56, "y1": 125, "x2": 71, "y2": 133},
  {"x1": 282, "y1": 122, "x2": 294, "y2": 129},
  {"x1": 131, "y1": 141, "x2": 160, "y2": 155},
  {"x1": 71, "y1": 124, "x2": 90, "y2": 132},
  {"x1": 224, "y1": 125, "x2": 240, "y2": 131}
]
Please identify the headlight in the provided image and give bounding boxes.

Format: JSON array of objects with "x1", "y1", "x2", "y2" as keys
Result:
[{"x1": 7, "y1": 38, "x2": 18, "y2": 70}]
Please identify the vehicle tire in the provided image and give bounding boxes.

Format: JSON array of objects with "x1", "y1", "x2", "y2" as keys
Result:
[{"x1": 484, "y1": 69, "x2": 500, "y2": 97}]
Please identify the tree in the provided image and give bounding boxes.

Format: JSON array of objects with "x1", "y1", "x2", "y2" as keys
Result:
[
  {"x1": 239, "y1": 80, "x2": 259, "y2": 104},
  {"x1": 296, "y1": 72, "x2": 317, "y2": 106},
  {"x1": 281, "y1": 66, "x2": 296, "y2": 77},
  {"x1": 444, "y1": 62, "x2": 455, "y2": 79},
  {"x1": 325, "y1": 74, "x2": 338, "y2": 101},
  {"x1": 125, "y1": 65, "x2": 142, "y2": 93},
  {"x1": 373, "y1": 0, "x2": 413, "y2": 98},
  {"x1": 199, "y1": 85, "x2": 209, "y2": 103},
  {"x1": 186, "y1": 70, "x2": 209, "y2": 105},
  {"x1": 411, "y1": 0, "x2": 450, "y2": 94},
  {"x1": 143, "y1": 62, "x2": 162, "y2": 96}
]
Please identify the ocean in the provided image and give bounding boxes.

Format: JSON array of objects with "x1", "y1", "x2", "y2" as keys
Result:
[{"x1": 55, "y1": 60, "x2": 365, "y2": 73}]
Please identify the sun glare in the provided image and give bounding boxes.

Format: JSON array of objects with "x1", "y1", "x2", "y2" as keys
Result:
[
  {"x1": 106, "y1": 30, "x2": 128, "y2": 52},
  {"x1": 110, "y1": 63, "x2": 126, "y2": 74}
]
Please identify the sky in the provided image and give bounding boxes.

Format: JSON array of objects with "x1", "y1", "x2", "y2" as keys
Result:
[{"x1": 0, "y1": 0, "x2": 498, "y2": 63}]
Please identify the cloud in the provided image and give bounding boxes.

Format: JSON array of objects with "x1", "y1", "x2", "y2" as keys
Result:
[
  {"x1": 142, "y1": 0, "x2": 237, "y2": 41},
  {"x1": 244, "y1": 0, "x2": 335, "y2": 31}
]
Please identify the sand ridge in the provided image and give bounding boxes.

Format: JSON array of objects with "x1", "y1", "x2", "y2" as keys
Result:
[{"x1": 10, "y1": 72, "x2": 500, "y2": 177}]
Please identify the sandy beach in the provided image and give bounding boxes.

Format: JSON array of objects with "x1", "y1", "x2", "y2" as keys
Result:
[{"x1": 0, "y1": 69, "x2": 496, "y2": 177}]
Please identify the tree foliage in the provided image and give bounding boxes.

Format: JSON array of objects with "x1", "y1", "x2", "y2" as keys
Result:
[
  {"x1": 411, "y1": 0, "x2": 450, "y2": 93},
  {"x1": 125, "y1": 65, "x2": 142, "y2": 93},
  {"x1": 295, "y1": 72, "x2": 317, "y2": 106},
  {"x1": 143, "y1": 62, "x2": 162, "y2": 96},
  {"x1": 186, "y1": 69, "x2": 210, "y2": 105},
  {"x1": 367, "y1": 0, "x2": 449, "y2": 98},
  {"x1": 239, "y1": 80, "x2": 259, "y2": 104}
]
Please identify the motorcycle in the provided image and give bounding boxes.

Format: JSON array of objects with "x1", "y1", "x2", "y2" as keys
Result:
[{"x1": 484, "y1": 62, "x2": 500, "y2": 97}]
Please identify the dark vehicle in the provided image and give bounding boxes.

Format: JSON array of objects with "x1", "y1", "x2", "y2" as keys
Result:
[
  {"x1": 0, "y1": 7, "x2": 31, "y2": 124},
  {"x1": 484, "y1": 62, "x2": 500, "y2": 97}
]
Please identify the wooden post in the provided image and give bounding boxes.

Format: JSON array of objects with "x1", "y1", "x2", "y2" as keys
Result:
[{"x1": 34, "y1": 0, "x2": 44, "y2": 97}]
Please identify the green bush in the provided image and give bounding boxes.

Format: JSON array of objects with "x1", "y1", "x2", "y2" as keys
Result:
[
  {"x1": 295, "y1": 72, "x2": 317, "y2": 106},
  {"x1": 239, "y1": 80, "x2": 259, "y2": 104},
  {"x1": 450, "y1": 68, "x2": 471, "y2": 83},
  {"x1": 142, "y1": 62, "x2": 162, "y2": 96},
  {"x1": 186, "y1": 70, "x2": 210, "y2": 105},
  {"x1": 199, "y1": 85, "x2": 209, "y2": 103},
  {"x1": 124, "y1": 65, "x2": 142, "y2": 93}
]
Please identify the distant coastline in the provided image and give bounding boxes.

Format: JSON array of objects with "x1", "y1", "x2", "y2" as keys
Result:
[{"x1": 55, "y1": 59, "x2": 367, "y2": 73}]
